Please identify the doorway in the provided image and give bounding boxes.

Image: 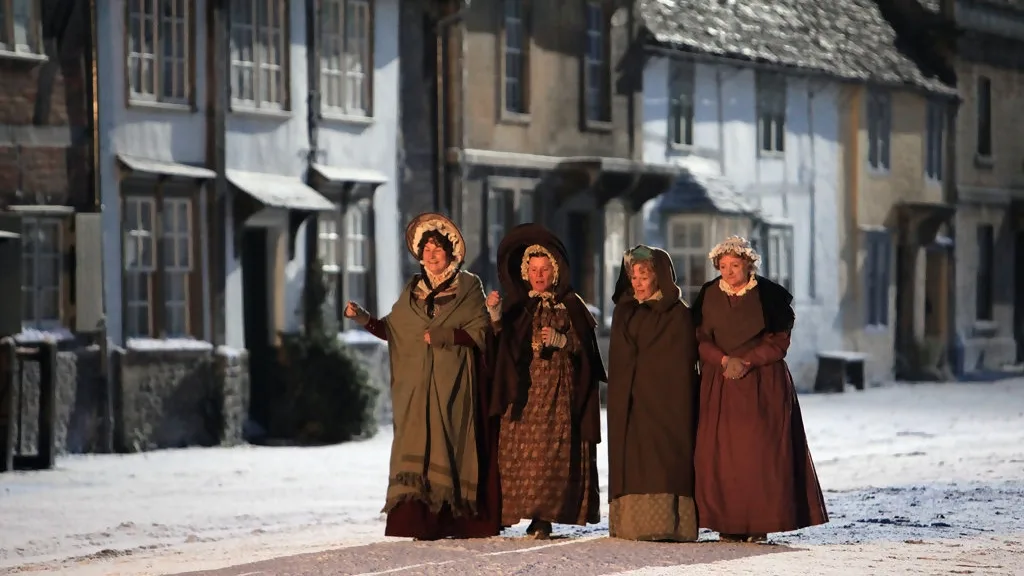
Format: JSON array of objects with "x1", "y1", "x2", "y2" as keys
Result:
[{"x1": 241, "y1": 228, "x2": 271, "y2": 431}]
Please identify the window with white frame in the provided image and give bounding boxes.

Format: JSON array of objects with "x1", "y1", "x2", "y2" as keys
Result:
[
  {"x1": 20, "y1": 217, "x2": 62, "y2": 329},
  {"x1": 321, "y1": 0, "x2": 373, "y2": 116},
  {"x1": 583, "y1": 1, "x2": 609, "y2": 123},
  {"x1": 127, "y1": 0, "x2": 191, "y2": 104},
  {"x1": 669, "y1": 60, "x2": 695, "y2": 148},
  {"x1": 230, "y1": 0, "x2": 288, "y2": 109},
  {"x1": 756, "y1": 72, "x2": 785, "y2": 153},
  {"x1": 763, "y1": 226, "x2": 793, "y2": 292},
  {"x1": 925, "y1": 99, "x2": 944, "y2": 181},
  {"x1": 864, "y1": 229, "x2": 891, "y2": 327},
  {"x1": 503, "y1": 0, "x2": 528, "y2": 115},
  {"x1": 0, "y1": 0, "x2": 41, "y2": 54},
  {"x1": 603, "y1": 201, "x2": 626, "y2": 325},
  {"x1": 867, "y1": 90, "x2": 891, "y2": 171},
  {"x1": 123, "y1": 194, "x2": 196, "y2": 338},
  {"x1": 343, "y1": 199, "x2": 371, "y2": 328},
  {"x1": 667, "y1": 216, "x2": 707, "y2": 305},
  {"x1": 487, "y1": 185, "x2": 534, "y2": 288}
]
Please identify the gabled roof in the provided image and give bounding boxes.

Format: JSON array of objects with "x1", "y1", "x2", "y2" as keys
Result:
[{"x1": 640, "y1": 0, "x2": 956, "y2": 95}]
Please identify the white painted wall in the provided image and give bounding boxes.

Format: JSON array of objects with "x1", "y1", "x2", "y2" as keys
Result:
[
  {"x1": 222, "y1": 0, "x2": 402, "y2": 348},
  {"x1": 641, "y1": 56, "x2": 845, "y2": 388},
  {"x1": 306, "y1": 0, "x2": 402, "y2": 325},
  {"x1": 97, "y1": 0, "x2": 211, "y2": 346}
]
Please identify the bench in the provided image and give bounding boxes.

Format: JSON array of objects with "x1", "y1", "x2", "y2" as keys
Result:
[{"x1": 813, "y1": 350, "x2": 868, "y2": 393}]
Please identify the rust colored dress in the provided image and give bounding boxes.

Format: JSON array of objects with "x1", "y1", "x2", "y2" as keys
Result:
[
  {"x1": 693, "y1": 282, "x2": 828, "y2": 536},
  {"x1": 497, "y1": 299, "x2": 601, "y2": 528}
]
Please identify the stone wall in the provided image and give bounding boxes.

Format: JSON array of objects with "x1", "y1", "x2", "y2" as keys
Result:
[
  {"x1": 115, "y1": 347, "x2": 249, "y2": 453},
  {"x1": 8, "y1": 345, "x2": 104, "y2": 456}
]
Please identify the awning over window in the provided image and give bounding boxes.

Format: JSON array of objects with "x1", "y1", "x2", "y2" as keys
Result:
[
  {"x1": 311, "y1": 163, "x2": 388, "y2": 186},
  {"x1": 658, "y1": 170, "x2": 758, "y2": 216},
  {"x1": 227, "y1": 169, "x2": 335, "y2": 212},
  {"x1": 118, "y1": 154, "x2": 216, "y2": 180}
]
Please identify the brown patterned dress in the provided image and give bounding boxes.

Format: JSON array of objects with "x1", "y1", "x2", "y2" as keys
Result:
[{"x1": 497, "y1": 299, "x2": 601, "y2": 528}]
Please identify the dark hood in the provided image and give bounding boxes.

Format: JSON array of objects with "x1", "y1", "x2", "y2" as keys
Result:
[
  {"x1": 612, "y1": 245, "x2": 682, "y2": 309},
  {"x1": 496, "y1": 223, "x2": 575, "y2": 310}
]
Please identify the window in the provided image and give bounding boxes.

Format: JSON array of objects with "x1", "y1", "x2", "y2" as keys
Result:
[
  {"x1": 669, "y1": 60, "x2": 695, "y2": 148},
  {"x1": 667, "y1": 217, "x2": 707, "y2": 304},
  {"x1": 319, "y1": 199, "x2": 374, "y2": 330},
  {"x1": 20, "y1": 217, "x2": 62, "y2": 329},
  {"x1": 343, "y1": 199, "x2": 371, "y2": 329},
  {"x1": 127, "y1": 0, "x2": 191, "y2": 104},
  {"x1": 502, "y1": 0, "x2": 529, "y2": 115},
  {"x1": 603, "y1": 201, "x2": 626, "y2": 325},
  {"x1": 582, "y1": 1, "x2": 609, "y2": 124},
  {"x1": 976, "y1": 76, "x2": 992, "y2": 158},
  {"x1": 867, "y1": 90, "x2": 891, "y2": 170},
  {"x1": 756, "y1": 72, "x2": 785, "y2": 154},
  {"x1": 0, "y1": 0, "x2": 41, "y2": 54},
  {"x1": 487, "y1": 185, "x2": 534, "y2": 288},
  {"x1": 230, "y1": 0, "x2": 288, "y2": 110},
  {"x1": 976, "y1": 224, "x2": 994, "y2": 321},
  {"x1": 123, "y1": 194, "x2": 197, "y2": 338},
  {"x1": 926, "y1": 99, "x2": 944, "y2": 181},
  {"x1": 864, "y1": 230, "x2": 892, "y2": 328},
  {"x1": 321, "y1": 0, "x2": 373, "y2": 116},
  {"x1": 764, "y1": 226, "x2": 793, "y2": 292}
]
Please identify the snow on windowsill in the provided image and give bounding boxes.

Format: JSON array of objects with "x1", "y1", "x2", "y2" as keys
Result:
[
  {"x1": 338, "y1": 330, "x2": 386, "y2": 346},
  {"x1": 13, "y1": 328, "x2": 76, "y2": 343},
  {"x1": 215, "y1": 345, "x2": 246, "y2": 359},
  {"x1": 126, "y1": 338, "x2": 214, "y2": 352}
]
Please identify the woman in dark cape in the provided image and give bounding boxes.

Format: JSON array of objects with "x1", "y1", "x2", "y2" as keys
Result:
[
  {"x1": 345, "y1": 212, "x2": 501, "y2": 540},
  {"x1": 692, "y1": 235, "x2": 828, "y2": 542},
  {"x1": 486, "y1": 223, "x2": 606, "y2": 539},
  {"x1": 606, "y1": 245, "x2": 699, "y2": 542}
]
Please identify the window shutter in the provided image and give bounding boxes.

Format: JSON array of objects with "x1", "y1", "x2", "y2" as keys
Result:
[
  {"x1": 75, "y1": 213, "x2": 105, "y2": 333},
  {"x1": 0, "y1": 214, "x2": 23, "y2": 337}
]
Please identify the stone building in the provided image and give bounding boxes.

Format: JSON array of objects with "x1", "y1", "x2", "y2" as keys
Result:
[
  {"x1": 928, "y1": 0, "x2": 1024, "y2": 374},
  {"x1": 399, "y1": 0, "x2": 677, "y2": 327},
  {"x1": 636, "y1": 0, "x2": 958, "y2": 385}
]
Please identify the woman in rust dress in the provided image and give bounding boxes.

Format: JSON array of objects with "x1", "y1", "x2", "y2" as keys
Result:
[
  {"x1": 692, "y1": 235, "x2": 828, "y2": 543},
  {"x1": 344, "y1": 212, "x2": 501, "y2": 540},
  {"x1": 487, "y1": 223, "x2": 605, "y2": 539},
  {"x1": 607, "y1": 245, "x2": 699, "y2": 542}
]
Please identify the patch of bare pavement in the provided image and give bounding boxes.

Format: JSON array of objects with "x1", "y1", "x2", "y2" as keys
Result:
[{"x1": 170, "y1": 537, "x2": 792, "y2": 576}]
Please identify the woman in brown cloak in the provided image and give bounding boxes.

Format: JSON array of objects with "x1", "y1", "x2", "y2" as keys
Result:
[
  {"x1": 692, "y1": 235, "x2": 828, "y2": 543},
  {"x1": 607, "y1": 245, "x2": 699, "y2": 542},
  {"x1": 344, "y1": 212, "x2": 501, "y2": 540},
  {"x1": 487, "y1": 223, "x2": 605, "y2": 539}
]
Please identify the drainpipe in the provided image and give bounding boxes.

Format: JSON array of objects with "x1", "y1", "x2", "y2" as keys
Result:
[
  {"x1": 86, "y1": 0, "x2": 114, "y2": 454},
  {"x1": 435, "y1": 0, "x2": 470, "y2": 218},
  {"x1": 807, "y1": 82, "x2": 818, "y2": 300},
  {"x1": 304, "y1": 0, "x2": 322, "y2": 333}
]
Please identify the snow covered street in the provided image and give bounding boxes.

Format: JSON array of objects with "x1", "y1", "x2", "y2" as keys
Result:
[{"x1": 2, "y1": 380, "x2": 1023, "y2": 575}]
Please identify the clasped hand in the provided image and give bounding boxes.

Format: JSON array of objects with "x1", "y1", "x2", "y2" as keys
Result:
[{"x1": 722, "y1": 356, "x2": 752, "y2": 379}]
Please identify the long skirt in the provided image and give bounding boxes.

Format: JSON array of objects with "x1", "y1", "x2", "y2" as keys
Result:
[
  {"x1": 693, "y1": 361, "x2": 829, "y2": 535},
  {"x1": 385, "y1": 353, "x2": 502, "y2": 540}
]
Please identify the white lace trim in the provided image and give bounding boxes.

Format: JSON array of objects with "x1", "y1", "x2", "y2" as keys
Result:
[
  {"x1": 718, "y1": 274, "x2": 758, "y2": 297},
  {"x1": 636, "y1": 289, "x2": 663, "y2": 303},
  {"x1": 521, "y1": 245, "x2": 560, "y2": 286}
]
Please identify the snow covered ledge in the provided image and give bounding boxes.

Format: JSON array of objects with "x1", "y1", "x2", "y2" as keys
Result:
[{"x1": 114, "y1": 339, "x2": 249, "y2": 452}]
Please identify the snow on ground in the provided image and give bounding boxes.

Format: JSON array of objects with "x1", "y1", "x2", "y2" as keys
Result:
[{"x1": 1, "y1": 380, "x2": 1023, "y2": 575}]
